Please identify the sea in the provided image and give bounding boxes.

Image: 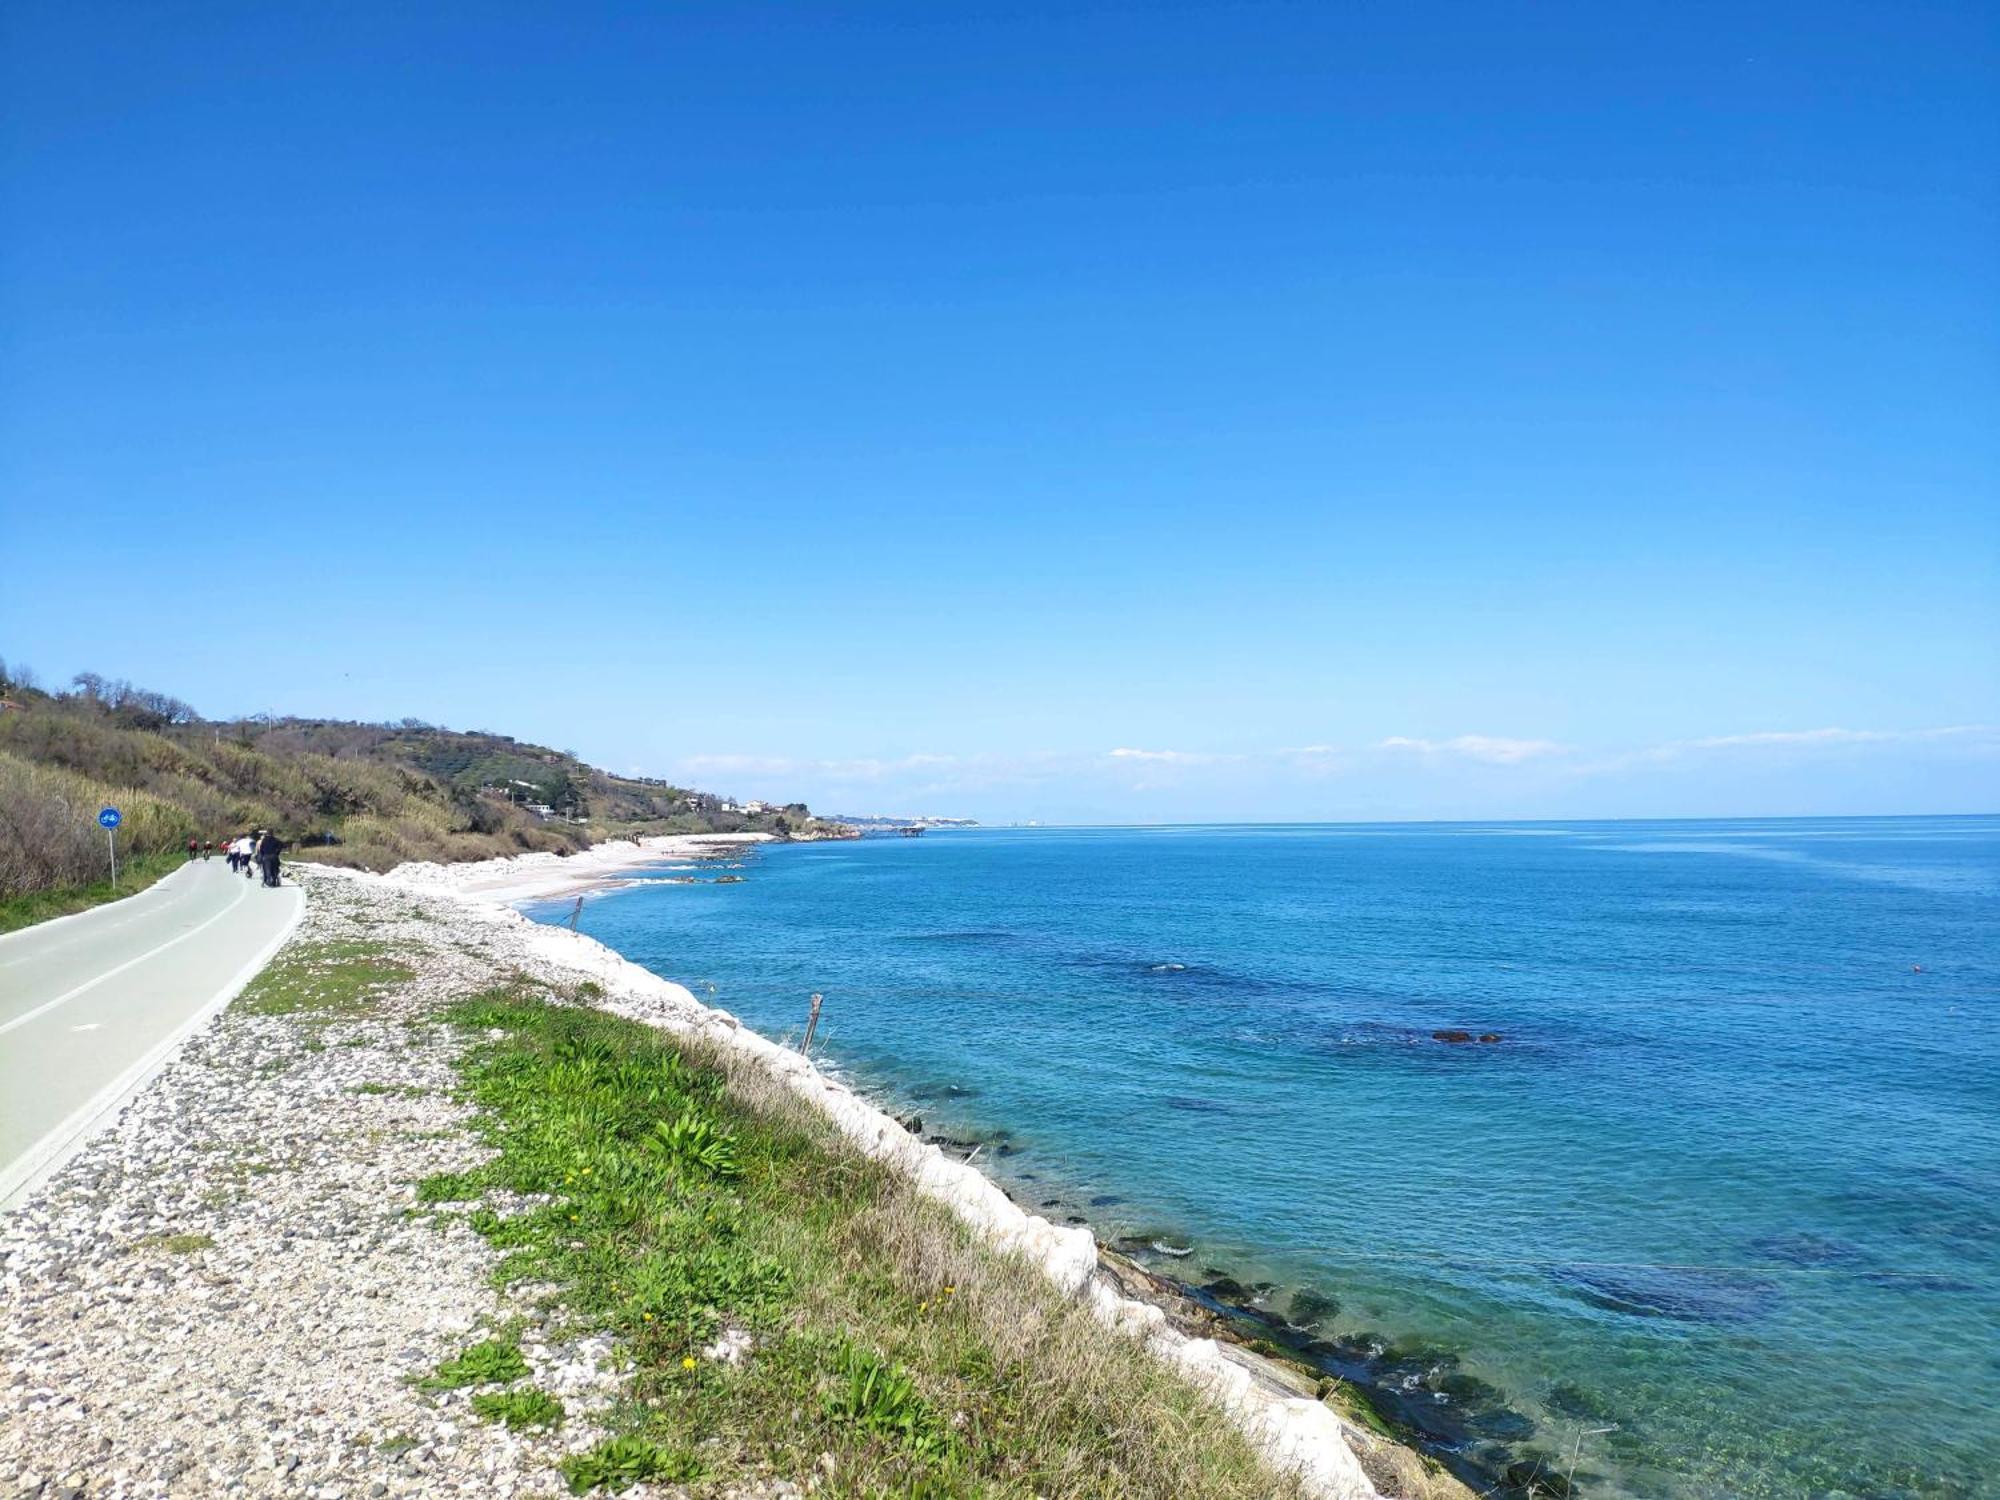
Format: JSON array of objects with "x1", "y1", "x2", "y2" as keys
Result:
[{"x1": 527, "y1": 818, "x2": 1999, "y2": 1499}]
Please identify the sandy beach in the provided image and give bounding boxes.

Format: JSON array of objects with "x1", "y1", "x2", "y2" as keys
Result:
[{"x1": 382, "y1": 831, "x2": 774, "y2": 906}]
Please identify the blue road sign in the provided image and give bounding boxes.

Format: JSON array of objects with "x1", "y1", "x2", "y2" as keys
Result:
[{"x1": 98, "y1": 807, "x2": 121, "y2": 829}]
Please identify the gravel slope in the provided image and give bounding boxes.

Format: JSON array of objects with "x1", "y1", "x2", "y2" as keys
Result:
[{"x1": 0, "y1": 870, "x2": 785, "y2": 1500}]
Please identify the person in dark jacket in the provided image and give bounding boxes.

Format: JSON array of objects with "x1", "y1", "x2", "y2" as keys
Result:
[{"x1": 255, "y1": 829, "x2": 285, "y2": 887}]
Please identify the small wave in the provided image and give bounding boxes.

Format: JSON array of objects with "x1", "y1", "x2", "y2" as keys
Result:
[{"x1": 1148, "y1": 962, "x2": 1188, "y2": 973}]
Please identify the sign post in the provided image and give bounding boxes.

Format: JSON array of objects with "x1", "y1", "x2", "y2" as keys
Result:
[{"x1": 98, "y1": 806, "x2": 121, "y2": 888}]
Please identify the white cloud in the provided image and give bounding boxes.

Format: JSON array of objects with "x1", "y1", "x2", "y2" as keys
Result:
[
  {"x1": 673, "y1": 751, "x2": 966, "y2": 783},
  {"x1": 661, "y1": 724, "x2": 1996, "y2": 814},
  {"x1": 1378, "y1": 734, "x2": 1568, "y2": 765},
  {"x1": 1106, "y1": 747, "x2": 1224, "y2": 764},
  {"x1": 1680, "y1": 726, "x2": 1983, "y2": 751},
  {"x1": 1608, "y1": 724, "x2": 1998, "y2": 769}
]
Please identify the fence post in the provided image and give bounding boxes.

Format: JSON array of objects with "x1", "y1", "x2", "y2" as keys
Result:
[
  {"x1": 568, "y1": 895, "x2": 583, "y2": 931},
  {"x1": 800, "y1": 992, "x2": 823, "y2": 1056}
]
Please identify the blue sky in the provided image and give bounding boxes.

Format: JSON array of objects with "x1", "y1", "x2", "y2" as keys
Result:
[{"x1": 2, "y1": 1, "x2": 1994, "y2": 822}]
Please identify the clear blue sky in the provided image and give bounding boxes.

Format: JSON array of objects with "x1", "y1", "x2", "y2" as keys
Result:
[{"x1": 3, "y1": 1, "x2": 1994, "y2": 822}]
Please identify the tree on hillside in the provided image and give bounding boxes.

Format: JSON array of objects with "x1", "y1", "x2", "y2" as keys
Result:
[{"x1": 68, "y1": 672, "x2": 198, "y2": 729}]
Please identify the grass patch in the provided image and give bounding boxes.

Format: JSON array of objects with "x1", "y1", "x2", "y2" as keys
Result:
[
  {"x1": 0, "y1": 848, "x2": 186, "y2": 935},
  {"x1": 136, "y1": 1231, "x2": 215, "y2": 1255},
  {"x1": 235, "y1": 938, "x2": 415, "y2": 1018},
  {"x1": 416, "y1": 1170, "x2": 485, "y2": 1203},
  {"x1": 423, "y1": 1337, "x2": 531, "y2": 1389},
  {"x1": 431, "y1": 980, "x2": 1298, "y2": 1499},
  {"x1": 471, "y1": 1386, "x2": 565, "y2": 1431},
  {"x1": 560, "y1": 1435, "x2": 702, "y2": 1494}
]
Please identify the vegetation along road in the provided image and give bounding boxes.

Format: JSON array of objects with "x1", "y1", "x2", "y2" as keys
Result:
[{"x1": 0, "y1": 860, "x2": 302, "y2": 1209}]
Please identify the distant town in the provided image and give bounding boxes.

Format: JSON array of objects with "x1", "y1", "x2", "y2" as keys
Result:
[{"x1": 832, "y1": 813, "x2": 981, "y2": 830}]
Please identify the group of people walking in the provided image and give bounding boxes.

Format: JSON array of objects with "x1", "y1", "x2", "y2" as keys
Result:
[{"x1": 187, "y1": 830, "x2": 285, "y2": 886}]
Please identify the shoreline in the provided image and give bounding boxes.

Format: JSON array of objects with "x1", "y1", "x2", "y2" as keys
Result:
[
  {"x1": 373, "y1": 865, "x2": 1453, "y2": 1500},
  {"x1": 381, "y1": 831, "x2": 774, "y2": 906},
  {"x1": 759, "y1": 1038, "x2": 1533, "y2": 1500}
]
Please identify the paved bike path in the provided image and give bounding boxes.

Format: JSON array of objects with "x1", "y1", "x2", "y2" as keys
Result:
[{"x1": 0, "y1": 860, "x2": 303, "y2": 1209}]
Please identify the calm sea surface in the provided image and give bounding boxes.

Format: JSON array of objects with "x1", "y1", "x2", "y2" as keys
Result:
[{"x1": 531, "y1": 818, "x2": 1999, "y2": 1499}]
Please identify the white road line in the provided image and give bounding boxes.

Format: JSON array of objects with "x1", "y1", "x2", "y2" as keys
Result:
[
  {"x1": 0, "y1": 885, "x2": 304, "y2": 1211},
  {"x1": 0, "y1": 882, "x2": 252, "y2": 1039}
]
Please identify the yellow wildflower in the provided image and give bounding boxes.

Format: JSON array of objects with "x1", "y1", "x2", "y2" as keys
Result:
[{"x1": 682, "y1": 1356, "x2": 698, "y2": 1370}]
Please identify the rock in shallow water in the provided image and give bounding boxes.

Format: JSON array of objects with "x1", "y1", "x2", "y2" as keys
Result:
[{"x1": 1555, "y1": 1265, "x2": 1779, "y2": 1322}]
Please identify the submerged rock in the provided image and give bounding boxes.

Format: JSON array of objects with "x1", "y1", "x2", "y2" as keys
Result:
[
  {"x1": 1746, "y1": 1232, "x2": 1866, "y2": 1268},
  {"x1": 1555, "y1": 1265, "x2": 1778, "y2": 1323},
  {"x1": 1543, "y1": 1380, "x2": 1618, "y2": 1423},
  {"x1": 1505, "y1": 1454, "x2": 1576, "y2": 1497}
]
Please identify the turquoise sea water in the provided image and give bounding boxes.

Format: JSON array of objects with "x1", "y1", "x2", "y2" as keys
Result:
[{"x1": 531, "y1": 819, "x2": 2000, "y2": 1498}]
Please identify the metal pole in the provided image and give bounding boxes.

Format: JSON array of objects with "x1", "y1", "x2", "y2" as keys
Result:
[{"x1": 108, "y1": 829, "x2": 117, "y2": 889}]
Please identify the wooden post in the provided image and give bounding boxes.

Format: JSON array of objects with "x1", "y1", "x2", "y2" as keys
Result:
[
  {"x1": 568, "y1": 895, "x2": 584, "y2": 931},
  {"x1": 800, "y1": 992, "x2": 823, "y2": 1056}
]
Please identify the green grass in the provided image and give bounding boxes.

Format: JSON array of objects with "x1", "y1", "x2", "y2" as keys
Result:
[
  {"x1": 423, "y1": 1338, "x2": 531, "y2": 1390},
  {"x1": 471, "y1": 1387, "x2": 566, "y2": 1431},
  {"x1": 429, "y1": 980, "x2": 1298, "y2": 1499},
  {"x1": 560, "y1": 1435, "x2": 702, "y2": 1494},
  {"x1": 135, "y1": 1231, "x2": 215, "y2": 1255},
  {"x1": 0, "y1": 848, "x2": 186, "y2": 934},
  {"x1": 416, "y1": 1170, "x2": 485, "y2": 1203},
  {"x1": 235, "y1": 939, "x2": 416, "y2": 1017}
]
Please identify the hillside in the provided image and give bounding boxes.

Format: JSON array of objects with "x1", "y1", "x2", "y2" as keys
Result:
[{"x1": 0, "y1": 660, "x2": 849, "y2": 905}]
